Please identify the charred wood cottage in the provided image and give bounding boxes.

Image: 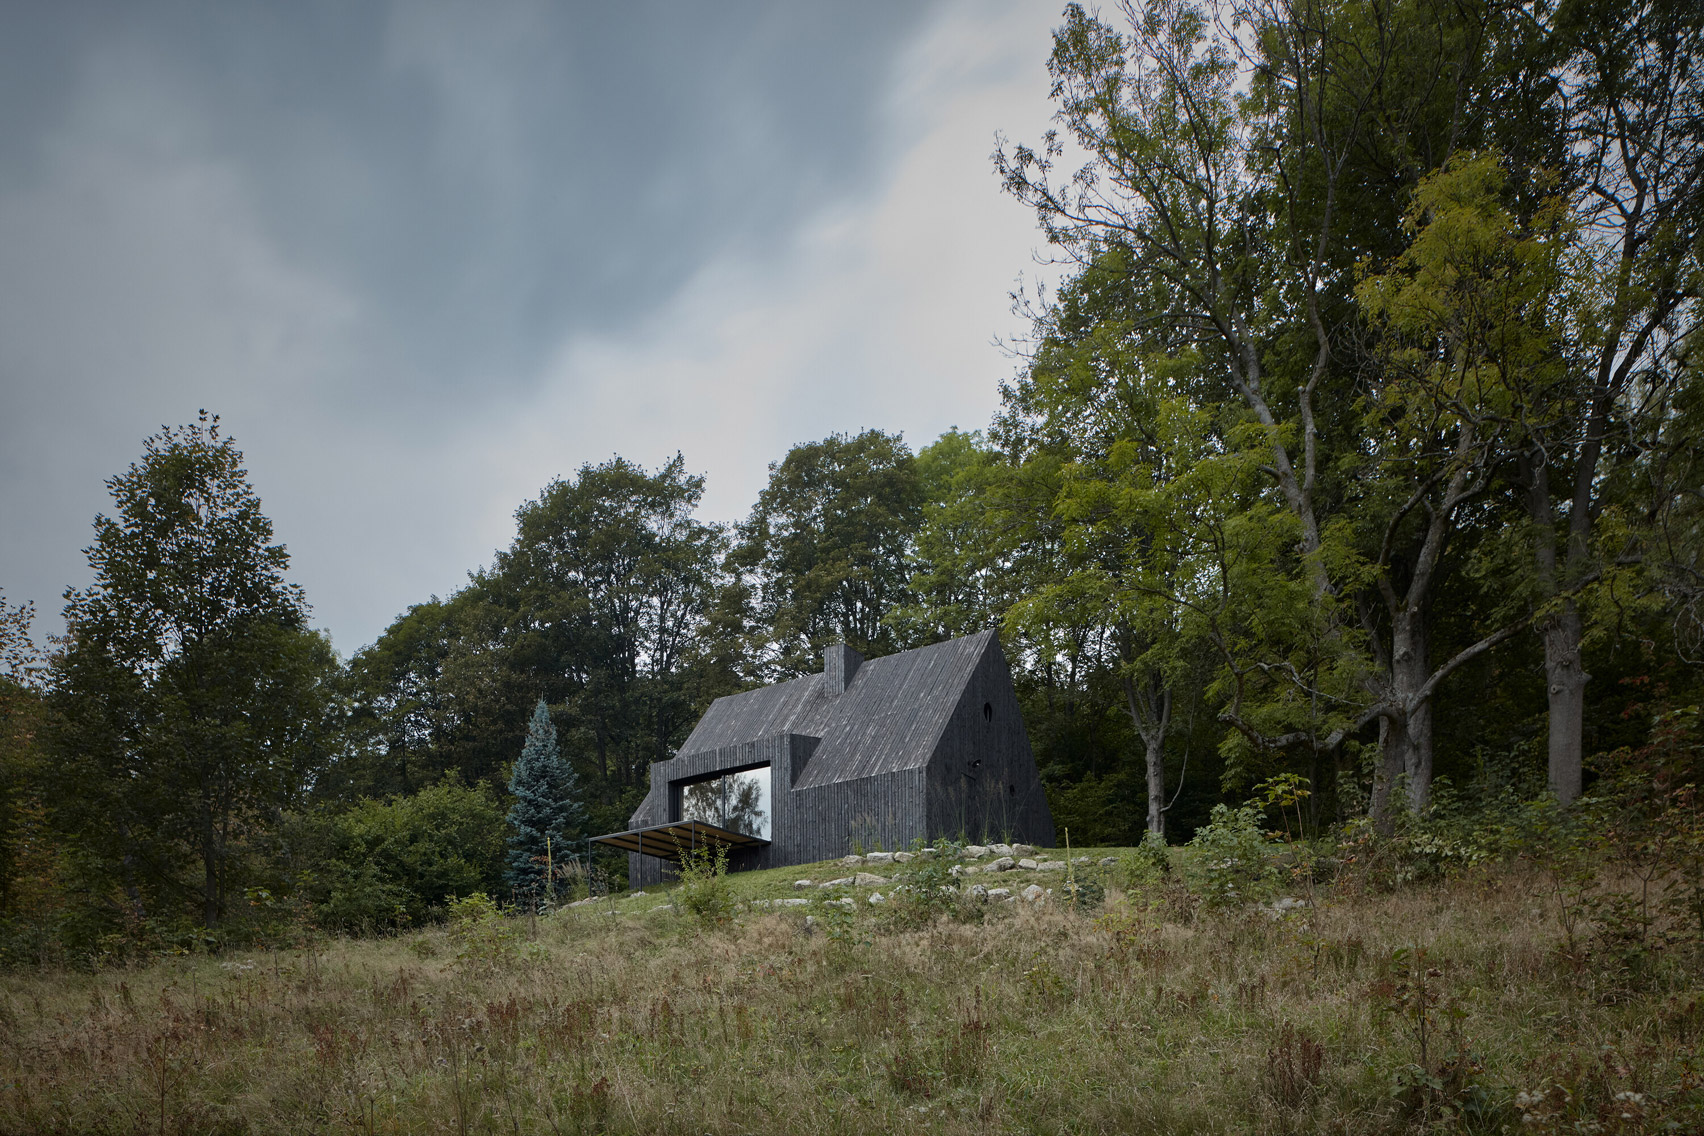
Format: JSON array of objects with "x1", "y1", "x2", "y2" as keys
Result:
[{"x1": 595, "y1": 631, "x2": 1055, "y2": 886}]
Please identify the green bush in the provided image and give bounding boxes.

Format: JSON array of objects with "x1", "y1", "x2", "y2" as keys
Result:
[
  {"x1": 294, "y1": 774, "x2": 506, "y2": 931},
  {"x1": 1060, "y1": 873, "x2": 1106, "y2": 910},
  {"x1": 1120, "y1": 830, "x2": 1174, "y2": 890},
  {"x1": 675, "y1": 842, "x2": 732, "y2": 924},
  {"x1": 1186, "y1": 802, "x2": 1279, "y2": 907},
  {"x1": 885, "y1": 845, "x2": 971, "y2": 928},
  {"x1": 446, "y1": 892, "x2": 521, "y2": 970}
]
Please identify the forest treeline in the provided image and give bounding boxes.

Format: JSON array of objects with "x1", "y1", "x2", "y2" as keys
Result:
[{"x1": 1, "y1": 0, "x2": 1700, "y2": 961}]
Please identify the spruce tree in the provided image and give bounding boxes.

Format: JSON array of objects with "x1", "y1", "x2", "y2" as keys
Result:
[{"x1": 504, "y1": 699, "x2": 584, "y2": 896}]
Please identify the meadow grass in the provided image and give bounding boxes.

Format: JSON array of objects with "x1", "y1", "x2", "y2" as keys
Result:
[{"x1": 1, "y1": 849, "x2": 1699, "y2": 1135}]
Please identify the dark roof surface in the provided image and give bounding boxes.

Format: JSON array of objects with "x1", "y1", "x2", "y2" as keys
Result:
[{"x1": 675, "y1": 630, "x2": 995, "y2": 789}]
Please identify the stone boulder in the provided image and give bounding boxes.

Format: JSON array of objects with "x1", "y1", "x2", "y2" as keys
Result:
[
  {"x1": 985, "y1": 857, "x2": 1015, "y2": 873},
  {"x1": 893, "y1": 851, "x2": 914, "y2": 863},
  {"x1": 841, "y1": 854, "x2": 864, "y2": 865},
  {"x1": 1036, "y1": 860, "x2": 1066, "y2": 871},
  {"x1": 854, "y1": 872, "x2": 886, "y2": 887},
  {"x1": 986, "y1": 887, "x2": 1012, "y2": 900},
  {"x1": 793, "y1": 879, "x2": 814, "y2": 889},
  {"x1": 1017, "y1": 858, "x2": 1039, "y2": 870},
  {"x1": 1021, "y1": 884, "x2": 1046, "y2": 903},
  {"x1": 1011, "y1": 844, "x2": 1037, "y2": 858},
  {"x1": 964, "y1": 845, "x2": 989, "y2": 859},
  {"x1": 775, "y1": 897, "x2": 810, "y2": 908},
  {"x1": 865, "y1": 851, "x2": 895, "y2": 863},
  {"x1": 868, "y1": 892, "x2": 886, "y2": 905},
  {"x1": 990, "y1": 843, "x2": 1015, "y2": 857},
  {"x1": 819, "y1": 877, "x2": 854, "y2": 889}
]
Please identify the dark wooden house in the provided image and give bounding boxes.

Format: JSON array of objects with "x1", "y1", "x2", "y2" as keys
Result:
[{"x1": 610, "y1": 631, "x2": 1055, "y2": 885}]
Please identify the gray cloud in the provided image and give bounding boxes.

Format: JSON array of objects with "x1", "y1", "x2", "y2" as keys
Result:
[
  {"x1": 0, "y1": 0, "x2": 1064, "y2": 653},
  {"x1": 3, "y1": 1, "x2": 934, "y2": 401}
]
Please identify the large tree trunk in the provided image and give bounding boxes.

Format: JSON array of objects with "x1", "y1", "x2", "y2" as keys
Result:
[
  {"x1": 1393, "y1": 606, "x2": 1434, "y2": 810},
  {"x1": 1542, "y1": 601, "x2": 1587, "y2": 805},
  {"x1": 1145, "y1": 730, "x2": 1167, "y2": 837},
  {"x1": 1372, "y1": 607, "x2": 1434, "y2": 832},
  {"x1": 1371, "y1": 715, "x2": 1404, "y2": 835},
  {"x1": 1523, "y1": 454, "x2": 1588, "y2": 806}
]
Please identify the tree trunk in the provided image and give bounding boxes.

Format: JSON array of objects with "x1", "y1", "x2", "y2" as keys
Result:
[
  {"x1": 1145, "y1": 731, "x2": 1167, "y2": 837},
  {"x1": 1371, "y1": 607, "x2": 1434, "y2": 832},
  {"x1": 1542, "y1": 601, "x2": 1588, "y2": 805},
  {"x1": 1391, "y1": 604, "x2": 1436, "y2": 810},
  {"x1": 1370, "y1": 715, "x2": 1405, "y2": 836},
  {"x1": 202, "y1": 834, "x2": 220, "y2": 928},
  {"x1": 1120, "y1": 670, "x2": 1170, "y2": 837}
]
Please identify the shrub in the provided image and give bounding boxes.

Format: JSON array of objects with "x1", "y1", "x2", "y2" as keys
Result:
[
  {"x1": 445, "y1": 892, "x2": 518, "y2": 969},
  {"x1": 674, "y1": 842, "x2": 731, "y2": 924},
  {"x1": 294, "y1": 774, "x2": 506, "y2": 931},
  {"x1": 1060, "y1": 872, "x2": 1106, "y2": 911},
  {"x1": 1121, "y1": 829, "x2": 1174, "y2": 889},
  {"x1": 1186, "y1": 802, "x2": 1279, "y2": 907},
  {"x1": 884, "y1": 845, "x2": 972, "y2": 928}
]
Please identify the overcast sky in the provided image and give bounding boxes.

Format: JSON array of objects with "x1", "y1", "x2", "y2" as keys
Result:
[{"x1": 0, "y1": 0, "x2": 1069, "y2": 656}]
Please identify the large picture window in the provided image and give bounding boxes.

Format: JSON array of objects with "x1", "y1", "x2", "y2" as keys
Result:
[{"x1": 677, "y1": 765, "x2": 771, "y2": 840}]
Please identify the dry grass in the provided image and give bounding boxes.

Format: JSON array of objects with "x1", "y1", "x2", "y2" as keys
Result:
[{"x1": 2, "y1": 858, "x2": 1700, "y2": 1135}]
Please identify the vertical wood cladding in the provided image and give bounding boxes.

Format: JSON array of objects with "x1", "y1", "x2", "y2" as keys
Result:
[{"x1": 626, "y1": 632, "x2": 1053, "y2": 885}]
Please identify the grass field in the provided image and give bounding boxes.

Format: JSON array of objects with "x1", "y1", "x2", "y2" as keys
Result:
[{"x1": 2, "y1": 844, "x2": 1700, "y2": 1135}]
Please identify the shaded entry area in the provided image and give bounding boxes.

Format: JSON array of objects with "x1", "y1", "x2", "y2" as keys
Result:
[{"x1": 588, "y1": 819, "x2": 769, "y2": 865}]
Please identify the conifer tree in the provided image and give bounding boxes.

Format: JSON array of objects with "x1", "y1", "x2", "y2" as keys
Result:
[{"x1": 504, "y1": 699, "x2": 584, "y2": 896}]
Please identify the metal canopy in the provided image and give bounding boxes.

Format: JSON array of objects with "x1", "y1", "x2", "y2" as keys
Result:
[{"x1": 589, "y1": 819, "x2": 769, "y2": 863}]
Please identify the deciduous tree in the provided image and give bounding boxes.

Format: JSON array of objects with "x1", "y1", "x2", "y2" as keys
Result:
[
  {"x1": 733, "y1": 430, "x2": 923, "y2": 677},
  {"x1": 54, "y1": 413, "x2": 337, "y2": 928}
]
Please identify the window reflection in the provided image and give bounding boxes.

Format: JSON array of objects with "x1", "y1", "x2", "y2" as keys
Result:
[{"x1": 678, "y1": 766, "x2": 771, "y2": 839}]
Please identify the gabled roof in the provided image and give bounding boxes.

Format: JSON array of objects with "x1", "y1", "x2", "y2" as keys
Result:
[{"x1": 675, "y1": 630, "x2": 996, "y2": 789}]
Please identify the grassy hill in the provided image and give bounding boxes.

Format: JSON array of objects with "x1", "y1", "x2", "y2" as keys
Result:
[{"x1": 2, "y1": 842, "x2": 1700, "y2": 1135}]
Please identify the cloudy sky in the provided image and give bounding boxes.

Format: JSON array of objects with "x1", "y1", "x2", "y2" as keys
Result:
[{"x1": 0, "y1": 0, "x2": 1069, "y2": 656}]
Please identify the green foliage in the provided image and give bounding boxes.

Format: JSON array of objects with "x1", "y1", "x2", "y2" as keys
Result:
[
  {"x1": 1186, "y1": 803, "x2": 1279, "y2": 908},
  {"x1": 1119, "y1": 829, "x2": 1174, "y2": 890},
  {"x1": 333, "y1": 597, "x2": 461, "y2": 799},
  {"x1": 673, "y1": 841, "x2": 731, "y2": 925},
  {"x1": 296, "y1": 775, "x2": 505, "y2": 931},
  {"x1": 0, "y1": 593, "x2": 51, "y2": 929},
  {"x1": 51, "y1": 413, "x2": 339, "y2": 929},
  {"x1": 1042, "y1": 773, "x2": 1141, "y2": 848},
  {"x1": 339, "y1": 455, "x2": 729, "y2": 840},
  {"x1": 817, "y1": 897, "x2": 865, "y2": 947},
  {"x1": 1059, "y1": 872, "x2": 1105, "y2": 911},
  {"x1": 445, "y1": 892, "x2": 519, "y2": 969},
  {"x1": 731, "y1": 429, "x2": 922, "y2": 676},
  {"x1": 505, "y1": 699, "x2": 585, "y2": 896},
  {"x1": 884, "y1": 847, "x2": 973, "y2": 928}
]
